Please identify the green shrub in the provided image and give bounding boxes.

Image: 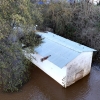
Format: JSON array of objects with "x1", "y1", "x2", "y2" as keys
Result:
[{"x1": 0, "y1": 0, "x2": 43, "y2": 92}]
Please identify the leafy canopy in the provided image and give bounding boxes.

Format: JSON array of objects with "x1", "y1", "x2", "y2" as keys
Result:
[{"x1": 0, "y1": 0, "x2": 43, "y2": 92}]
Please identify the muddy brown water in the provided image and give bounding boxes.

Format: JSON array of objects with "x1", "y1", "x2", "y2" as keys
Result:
[{"x1": 0, "y1": 63, "x2": 100, "y2": 100}]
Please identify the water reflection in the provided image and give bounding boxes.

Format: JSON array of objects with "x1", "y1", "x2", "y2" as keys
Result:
[{"x1": 0, "y1": 64, "x2": 100, "y2": 100}]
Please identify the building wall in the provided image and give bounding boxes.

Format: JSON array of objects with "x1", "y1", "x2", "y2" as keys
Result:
[
  {"x1": 65, "y1": 52, "x2": 93, "y2": 87},
  {"x1": 24, "y1": 50, "x2": 93, "y2": 88},
  {"x1": 24, "y1": 51, "x2": 66, "y2": 87}
]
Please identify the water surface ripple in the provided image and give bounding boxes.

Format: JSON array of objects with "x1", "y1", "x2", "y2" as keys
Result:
[{"x1": 0, "y1": 64, "x2": 100, "y2": 100}]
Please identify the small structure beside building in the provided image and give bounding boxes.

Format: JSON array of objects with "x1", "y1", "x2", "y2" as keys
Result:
[{"x1": 24, "y1": 31, "x2": 96, "y2": 88}]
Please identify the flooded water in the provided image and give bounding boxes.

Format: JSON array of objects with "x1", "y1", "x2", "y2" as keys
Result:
[{"x1": 0, "y1": 63, "x2": 100, "y2": 100}]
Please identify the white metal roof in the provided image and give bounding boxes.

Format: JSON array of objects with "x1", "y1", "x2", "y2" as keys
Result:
[{"x1": 34, "y1": 31, "x2": 96, "y2": 68}]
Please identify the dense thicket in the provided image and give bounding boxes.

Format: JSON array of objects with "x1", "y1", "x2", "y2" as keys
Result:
[{"x1": 0, "y1": 0, "x2": 43, "y2": 92}]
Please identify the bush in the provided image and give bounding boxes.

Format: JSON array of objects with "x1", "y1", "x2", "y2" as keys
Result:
[
  {"x1": 0, "y1": 41, "x2": 28, "y2": 92},
  {"x1": 0, "y1": 30, "x2": 42, "y2": 92},
  {"x1": 0, "y1": 0, "x2": 43, "y2": 92},
  {"x1": 40, "y1": 1, "x2": 93, "y2": 37}
]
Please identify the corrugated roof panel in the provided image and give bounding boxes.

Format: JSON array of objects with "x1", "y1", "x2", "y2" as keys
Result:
[
  {"x1": 36, "y1": 32, "x2": 96, "y2": 52},
  {"x1": 35, "y1": 38, "x2": 80, "y2": 68}
]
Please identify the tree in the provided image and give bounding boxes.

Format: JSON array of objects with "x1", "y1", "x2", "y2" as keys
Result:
[{"x1": 0, "y1": 0, "x2": 43, "y2": 92}]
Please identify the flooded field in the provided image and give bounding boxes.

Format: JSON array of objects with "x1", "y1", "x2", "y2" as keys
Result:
[{"x1": 0, "y1": 63, "x2": 100, "y2": 100}]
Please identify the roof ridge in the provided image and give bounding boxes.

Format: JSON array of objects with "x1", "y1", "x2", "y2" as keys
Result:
[
  {"x1": 44, "y1": 36, "x2": 81, "y2": 53},
  {"x1": 36, "y1": 31, "x2": 96, "y2": 52}
]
